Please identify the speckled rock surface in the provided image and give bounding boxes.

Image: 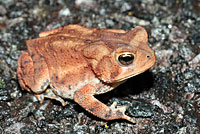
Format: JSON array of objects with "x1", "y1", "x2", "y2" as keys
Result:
[{"x1": 0, "y1": 0, "x2": 199, "y2": 133}]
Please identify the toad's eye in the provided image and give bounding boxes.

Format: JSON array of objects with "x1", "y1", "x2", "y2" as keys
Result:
[{"x1": 118, "y1": 53, "x2": 134, "y2": 66}]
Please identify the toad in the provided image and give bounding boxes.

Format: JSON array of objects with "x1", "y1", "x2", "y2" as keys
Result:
[{"x1": 17, "y1": 24, "x2": 156, "y2": 123}]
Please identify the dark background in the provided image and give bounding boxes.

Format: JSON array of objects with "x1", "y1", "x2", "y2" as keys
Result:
[{"x1": 0, "y1": 0, "x2": 199, "y2": 133}]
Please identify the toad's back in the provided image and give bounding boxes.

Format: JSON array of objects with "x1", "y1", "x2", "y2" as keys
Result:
[
  {"x1": 25, "y1": 24, "x2": 127, "y2": 72},
  {"x1": 24, "y1": 24, "x2": 130, "y2": 87}
]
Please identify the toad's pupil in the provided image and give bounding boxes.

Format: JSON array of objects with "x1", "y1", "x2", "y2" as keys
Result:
[
  {"x1": 146, "y1": 55, "x2": 150, "y2": 58},
  {"x1": 118, "y1": 53, "x2": 134, "y2": 65}
]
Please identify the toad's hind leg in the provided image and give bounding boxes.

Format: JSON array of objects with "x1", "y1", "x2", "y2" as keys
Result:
[{"x1": 17, "y1": 52, "x2": 50, "y2": 97}]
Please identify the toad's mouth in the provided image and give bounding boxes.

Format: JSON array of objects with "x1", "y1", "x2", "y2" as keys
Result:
[
  {"x1": 106, "y1": 70, "x2": 146, "y2": 88},
  {"x1": 113, "y1": 69, "x2": 147, "y2": 83},
  {"x1": 108, "y1": 62, "x2": 155, "y2": 83}
]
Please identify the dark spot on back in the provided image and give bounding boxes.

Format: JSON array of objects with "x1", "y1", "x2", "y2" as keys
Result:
[
  {"x1": 31, "y1": 54, "x2": 35, "y2": 57},
  {"x1": 24, "y1": 60, "x2": 30, "y2": 64},
  {"x1": 34, "y1": 68, "x2": 39, "y2": 73},
  {"x1": 61, "y1": 80, "x2": 65, "y2": 84},
  {"x1": 40, "y1": 55, "x2": 44, "y2": 58}
]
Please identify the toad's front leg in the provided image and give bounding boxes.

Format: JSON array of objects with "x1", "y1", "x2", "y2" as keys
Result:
[{"x1": 74, "y1": 84, "x2": 136, "y2": 123}]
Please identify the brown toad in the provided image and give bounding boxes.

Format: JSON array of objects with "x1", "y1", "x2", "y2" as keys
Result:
[{"x1": 17, "y1": 24, "x2": 156, "y2": 123}]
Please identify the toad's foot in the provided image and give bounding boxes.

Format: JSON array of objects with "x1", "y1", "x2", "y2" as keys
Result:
[
  {"x1": 35, "y1": 89, "x2": 66, "y2": 106},
  {"x1": 110, "y1": 101, "x2": 136, "y2": 124}
]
